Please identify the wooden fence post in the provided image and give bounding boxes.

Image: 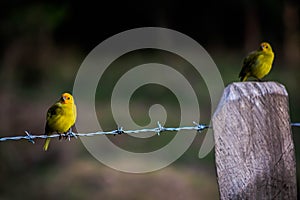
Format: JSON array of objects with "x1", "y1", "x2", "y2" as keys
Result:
[{"x1": 213, "y1": 82, "x2": 297, "y2": 199}]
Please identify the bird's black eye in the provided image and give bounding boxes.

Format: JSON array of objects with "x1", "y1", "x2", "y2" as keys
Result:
[{"x1": 67, "y1": 97, "x2": 70, "y2": 100}]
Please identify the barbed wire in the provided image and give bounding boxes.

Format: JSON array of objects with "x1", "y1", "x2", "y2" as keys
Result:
[
  {"x1": 0, "y1": 122, "x2": 299, "y2": 144},
  {"x1": 0, "y1": 122, "x2": 210, "y2": 144},
  {"x1": 291, "y1": 123, "x2": 300, "y2": 127}
]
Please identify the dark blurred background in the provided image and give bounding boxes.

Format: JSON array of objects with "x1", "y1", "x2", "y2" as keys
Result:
[{"x1": 0, "y1": 0, "x2": 299, "y2": 199}]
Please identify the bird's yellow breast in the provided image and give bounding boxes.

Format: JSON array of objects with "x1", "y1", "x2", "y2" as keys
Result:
[
  {"x1": 252, "y1": 52, "x2": 274, "y2": 79},
  {"x1": 46, "y1": 103, "x2": 76, "y2": 133}
]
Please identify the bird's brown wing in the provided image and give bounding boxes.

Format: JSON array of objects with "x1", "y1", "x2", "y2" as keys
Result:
[
  {"x1": 47, "y1": 103, "x2": 63, "y2": 119},
  {"x1": 239, "y1": 51, "x2": 259, "y2": 80},
  {"x1": 45, "y1": 103, "x2": 63, "y2": 133}
]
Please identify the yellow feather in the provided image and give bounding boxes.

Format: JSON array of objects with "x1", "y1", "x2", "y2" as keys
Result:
[
  {"x1": 43, "y1": 138, "x2": 51, "y2": 151},
  {"x1": 239, "y1": 42, "x2": 274, "y2": 81},
  {"x1": 43, "y1": 93, "x2": 77, "y2": 151}
]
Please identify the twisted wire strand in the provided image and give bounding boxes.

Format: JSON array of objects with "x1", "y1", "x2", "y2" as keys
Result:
[
  {"x1": 0, "y1": 122, "x2": 210, "y2": 144},
  {"x1": 291, "y1": 123, "x2": 300, "y2": 127}
]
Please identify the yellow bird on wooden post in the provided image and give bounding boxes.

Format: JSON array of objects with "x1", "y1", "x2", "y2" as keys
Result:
[
  {"x1": 43, "y1": 93, "x2": 77, "y2": 151},
  {"x1": 239, "y1": 42, "x2": 275, "y2": 81}
]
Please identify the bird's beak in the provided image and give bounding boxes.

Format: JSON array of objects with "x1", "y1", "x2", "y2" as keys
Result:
[{"x1": 60, "y1": 96, "x2": 66, "y2": 103}]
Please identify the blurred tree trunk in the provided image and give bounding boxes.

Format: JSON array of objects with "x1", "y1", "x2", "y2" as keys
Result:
[
  {"x1": 283, "y1": 2, "x2": 300, "y2": 68},
  {"x1": 244, "y1": 4, "x2": 261, "y2": 51}
]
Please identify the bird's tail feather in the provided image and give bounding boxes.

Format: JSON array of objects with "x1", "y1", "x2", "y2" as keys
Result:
[
  {"x1": 43, "y1": 138, "x2": 51, "y2": 151},
  {"x1": 240, "y1": 75, "x2": 247, "y2": 82}
]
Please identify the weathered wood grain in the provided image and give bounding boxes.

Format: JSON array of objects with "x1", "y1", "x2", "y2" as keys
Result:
[{"x1": 213, "y1": 82, "x2": 297, "y2": 199}]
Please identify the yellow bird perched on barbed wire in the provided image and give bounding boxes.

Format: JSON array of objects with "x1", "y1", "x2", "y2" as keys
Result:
[
  {"x1": 239, "y1": 42, "x2": 275, "y2": 81},
  {"x1": 43, "y1": 93, "x2": 77, "y2": 151}
]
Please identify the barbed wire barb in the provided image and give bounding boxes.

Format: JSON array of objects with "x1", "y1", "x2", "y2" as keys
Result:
[
  {"x1": 156, "y1": 121, "x2": 165, "y2": 136},
  {"x1": 24, "y1": 131, "x2": 35, "y2": 144},
  {"x1": 0, "y1": 122, "x2": 211, "y2": 143},
  {"x1": 193, "y1": 121, "x2": 211, "y2": 132}
]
